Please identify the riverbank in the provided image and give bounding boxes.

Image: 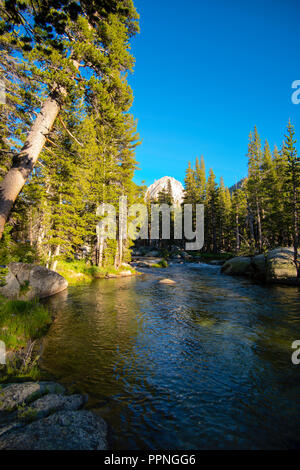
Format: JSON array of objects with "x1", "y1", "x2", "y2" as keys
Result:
[
  {"x1": 0, "y1": 381, "x2": 108, "y2": 449},
  {"x1": 56, "y1": 260, "x2": 139, "y2": 285},
  {"x1": 0, "y1": 296, "x2": 109, "y2": 450}
]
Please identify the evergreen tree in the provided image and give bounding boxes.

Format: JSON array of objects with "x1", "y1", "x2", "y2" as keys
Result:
[
  {"x1": 246, "y1": 126, "x2": 263, "y2": 252},
  {"x1": 195, "y1": 155, "x2": 206, "y2": 203},
  {"x1": 184, "y1": 162, "x2": 197, "y2": 204},
  {"x1": 282, "y1": 120, "x2": 299, "y2": 276},
  {"x1": 0, "y1": 0, "x2": 139, "y2": 238},
  {"x1": 205, "y1": 169, "x2": 218, "y2": 253}
]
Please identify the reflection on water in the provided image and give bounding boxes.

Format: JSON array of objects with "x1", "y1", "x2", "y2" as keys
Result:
[{"x1": 42, "y1": 264, "x2": 300, "y2": 449}]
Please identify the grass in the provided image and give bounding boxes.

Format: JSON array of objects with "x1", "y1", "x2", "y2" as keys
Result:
[
  {"x1": 0, "y1": 298, "x2": 51, "y2": 351},
  {"x1": 56, "y1": 259, "x2": 137, "y2": 284},
  {"x1": 0, "y1": 298, "x2": 52, "y2": 383}
]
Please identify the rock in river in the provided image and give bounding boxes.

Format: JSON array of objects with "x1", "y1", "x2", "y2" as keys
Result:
[
  {"x1": 159, "y1": 278, "x2": 176, "y2": 285},
  {"x1": 221, "y1": 256, "x2": 252, "y2": 276},
  {"x1": 221, "y1": 247, "x2": 300, "y2": 285}
]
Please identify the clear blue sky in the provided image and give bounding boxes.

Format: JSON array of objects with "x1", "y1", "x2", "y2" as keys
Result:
[{"x1": 128, "y1": 0, "x2": 300, "y2": 188}]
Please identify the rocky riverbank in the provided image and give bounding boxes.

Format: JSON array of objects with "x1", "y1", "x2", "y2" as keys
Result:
[
  {"x1": 0, "y1": 381, "x2": 108, "y2": 450},
  {"x1": 221, "y1": 247, "x2": 300, "y2": 285}
]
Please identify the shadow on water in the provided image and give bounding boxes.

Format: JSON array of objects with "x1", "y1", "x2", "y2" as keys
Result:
[{"x1": 42, "y1": 264, "x2": 300, "y2": 449}]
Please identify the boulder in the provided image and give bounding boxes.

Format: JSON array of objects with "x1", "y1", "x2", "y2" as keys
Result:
[
  {"x1": 0, "y1": 410, "x2": 107, "y2": 450},
  {"x1": 121, "y1": 262, "x2": 131, "y2": 268},
  {"x1": 159, "y1": 278, "x2": 176, "y2": 285},
  {"x1": 266, "y1": 247, "x2": 298, "y2": 283},
  {"x1": 252, "y1": 253, "x2": 267, "y2": 280},
  {"x1": 209, "y1": 260, "x2": 225, "y2": 266},
  {"x1": 0, "y1": 381, "x2": 108, "y2": 450},
  {"x1": 118, "y1": 271, "x2": 133, "y2": 277},
  {"x1": 0, "y1": 382, "x2": 65, "y2": 412},
  {"x1": 145, "y1": 250, "x2": 160, "y2": 257},
  {"x1": 28, "y1": 393, "x2": 87, "y2": 419},
  {"x1": 221, "y1": 247, "x2": 300, "y2": 285},
  {"x1": 0, "y1": 263, "x2": 68, "y2": 300},
  {"x1": 221, "y1": 257, "x2": 252, "y2": 276}
]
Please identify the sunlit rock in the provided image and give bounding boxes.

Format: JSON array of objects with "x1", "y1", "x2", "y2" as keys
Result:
[{"x1": 0, "y1": 263, "x2": 68, "y2": 300}]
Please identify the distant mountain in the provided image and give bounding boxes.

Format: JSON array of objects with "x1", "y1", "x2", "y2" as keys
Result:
[
  {"x1": 229, "y1": 178, "x2": 246, "y2": 193},
  {"x1": 145, "y1": 176, "x2": 185, "y2": 205}
]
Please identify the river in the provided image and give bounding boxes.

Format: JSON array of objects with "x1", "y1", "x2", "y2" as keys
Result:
[{"x1": 41, "y1": 263, "x2": 300, "y2": 450}]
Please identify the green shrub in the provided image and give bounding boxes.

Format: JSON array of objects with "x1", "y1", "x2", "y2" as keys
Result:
[{"x1": 153, "y1": 259, "x2": 168, "y2": 268}]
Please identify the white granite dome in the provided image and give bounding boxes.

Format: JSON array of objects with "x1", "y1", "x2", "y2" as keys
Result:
[{"x1": 145, "y1": 176, "x2": 184, "y2": 205}]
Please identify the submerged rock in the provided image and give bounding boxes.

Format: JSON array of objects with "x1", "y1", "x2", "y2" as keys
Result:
[
  {"x1": 0, "y1": 263, "x2": 68, "y2": 300},
  {"x1": 159, "y1": 278, "x2": 176, "y2": 285}
]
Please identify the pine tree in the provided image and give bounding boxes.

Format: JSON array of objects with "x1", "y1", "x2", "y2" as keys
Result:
[
  {"x1": 205, "y1": 169, "x2": 218, "y2": 253},
  {"x1": 282, "y1": 120, "x2": 300, "y2": 276},
  {"x1": 0, "y1": 0, "x2": 139, "y2": 238},
  {"x1": 184, "y1": 162, "x2": 197, "y2": 204},
  {"x1": 195, "y1": 156, "x2": 206, "y2": 203},
  {"x1": 246, "y1": 126, "x2": 263, "y2": 252}
]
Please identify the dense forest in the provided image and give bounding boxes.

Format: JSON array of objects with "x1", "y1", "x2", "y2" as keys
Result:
[
  {"x1": 180, "y1": 122, "x2": 299, "y2": 272},
  {"x1": 0, "y1": 0, "x2": 143, "y2": 271}
]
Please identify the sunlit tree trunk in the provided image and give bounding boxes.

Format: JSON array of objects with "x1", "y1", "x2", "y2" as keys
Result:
[{"x1": 0, "y1": 89, "x2": 65, "y2": 239}]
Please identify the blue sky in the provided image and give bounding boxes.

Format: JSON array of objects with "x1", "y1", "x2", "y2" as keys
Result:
[{"x1": 128, "y1": 0, "x2": 300, "y2": 188}]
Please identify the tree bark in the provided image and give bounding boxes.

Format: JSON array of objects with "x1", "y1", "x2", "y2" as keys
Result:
[
  {"x1": 50, "y1": 245, "x2": 60, "y2": 271},
  {"x1": 292, "y1": 163, "x2": 299, "y2": 277},
  {"x1": 236, "y1": 211, "x2": 240, "y2": 253},
  {"x1": 256, "y1": 197, "x2": 262, "y2": 253},
  {"x1": 0, "y1": 88, "x2": 65, "y2": 239}
]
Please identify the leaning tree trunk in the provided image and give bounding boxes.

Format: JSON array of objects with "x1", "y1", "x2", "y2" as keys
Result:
[{"x1": 0, "y1": 88, "x2": 65, "y2": 239}]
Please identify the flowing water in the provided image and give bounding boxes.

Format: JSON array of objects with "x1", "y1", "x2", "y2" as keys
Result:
[{"x1": 42, "y1": 263, "x2": 300, "y2": 450}]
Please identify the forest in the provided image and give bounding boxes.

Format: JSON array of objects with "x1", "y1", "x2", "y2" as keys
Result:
[
  {"x1": 0, "y1": 0, "x2": 143, "y2": 277},
  {"x1": 0, "y1": 1, "x2": 299, "y2": 278},
  {"x1": 182, "y1": 122, "x2": 299, "y2": 272}
]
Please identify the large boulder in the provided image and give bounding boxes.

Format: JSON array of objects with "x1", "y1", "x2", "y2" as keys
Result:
[
  {"x1": 221, "y1": 257, "x2": 252, "y2": 276},
  {"x1": 0, "y1": 263, "x2": 68, "y2": 300},
  {"x1": 266, "y1": 247, "x2": 299, "y2": 283},
  {"x1": 221, "y1": 247, "x2": 300, "y2": 285},
  {"x1": 0, "y1": 382, "x2": 65, "y2": 411},
  {"x1": 0, "y1": 381, "x2": 108, "y2": 450},
  {"x1": 252, "y1": 253, "x2": 267, "y2": 281},
  {"x1": 0, "y1": 410, "x2": 107, "y2": 450}
]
